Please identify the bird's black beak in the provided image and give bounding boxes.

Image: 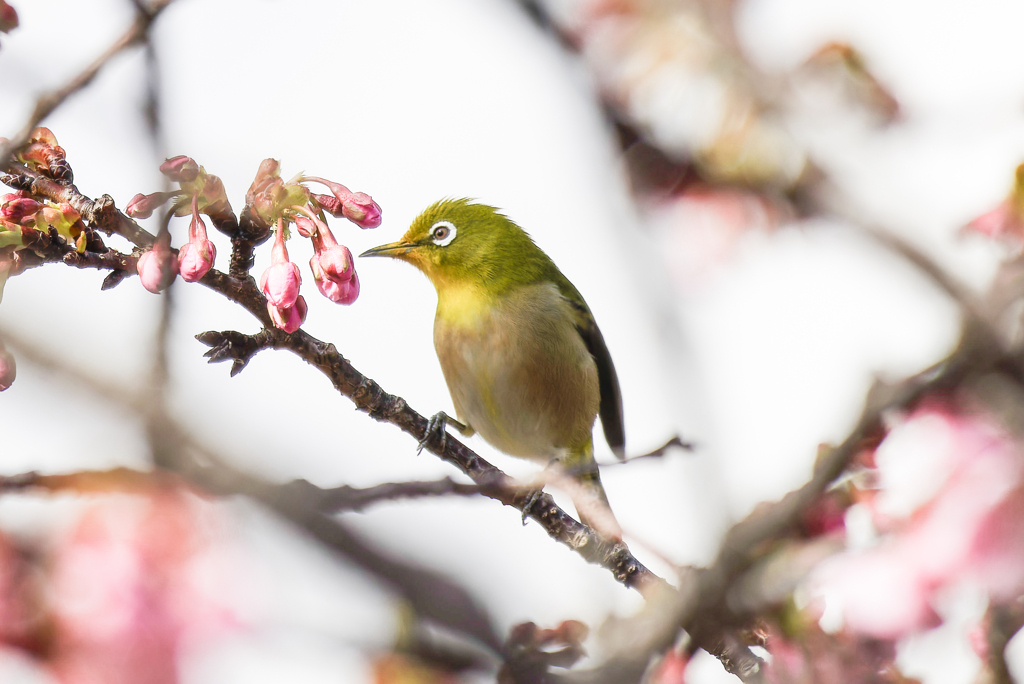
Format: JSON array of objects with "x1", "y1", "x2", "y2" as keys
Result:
[{"x1": 359, "y1": 241, "x2": 416, "y2": 258}]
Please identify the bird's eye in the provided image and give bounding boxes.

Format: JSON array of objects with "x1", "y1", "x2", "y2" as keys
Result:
[{"x1": 430, "y1": 221, "x2": 457, "y2": 247}]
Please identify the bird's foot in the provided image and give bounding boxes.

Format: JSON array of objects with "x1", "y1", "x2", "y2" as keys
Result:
[
  {"x1": 521, "y1": 489, "x2": 544, "y2": 526},
  {"x1": 417, "y1": 411, "x2": 467, "y2": 455}
]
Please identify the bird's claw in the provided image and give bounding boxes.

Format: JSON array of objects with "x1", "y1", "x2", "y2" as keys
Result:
[
  {"x1": 521, "y1": 489, "x2": 544, "y2": 526},
  {"x1": 418, "y1": 411, "x2": 454, "y2": 455}
]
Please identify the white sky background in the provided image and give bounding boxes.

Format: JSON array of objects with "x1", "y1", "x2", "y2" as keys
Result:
[{"x1": 1, "y1": 0, "x2": 1023, "y2": 682}]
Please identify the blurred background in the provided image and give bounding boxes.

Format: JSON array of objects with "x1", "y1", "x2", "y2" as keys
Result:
[{"x1": 1, "y1": 0, "x2": 1023, "y2": 681}]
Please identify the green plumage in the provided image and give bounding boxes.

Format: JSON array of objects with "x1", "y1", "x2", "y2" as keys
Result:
[{"x1": 362, "y1": 199, "x2": 625, "y2": 532}]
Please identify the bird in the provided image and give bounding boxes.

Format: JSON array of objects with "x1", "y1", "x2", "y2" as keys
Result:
[{"x1": 360, "y1": 198, "x2": 625, "y2": 535}]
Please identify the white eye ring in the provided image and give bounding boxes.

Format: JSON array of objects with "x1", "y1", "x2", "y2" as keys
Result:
[{"x1": 430, "y1": 220, "x2": 457, "y2": 247}]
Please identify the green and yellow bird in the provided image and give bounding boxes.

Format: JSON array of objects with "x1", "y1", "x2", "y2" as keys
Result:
[{"x1": 361, "y1": 199, "x2": 624, "y2": 533}]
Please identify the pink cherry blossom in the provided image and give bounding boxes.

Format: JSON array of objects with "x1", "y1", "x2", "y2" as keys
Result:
[
  {"x1": 812, "y1": 402, "x2": 1024, "y2": 640},
  {"x1": 46, "y1": 490, "x2": 238, "y2": 684}
]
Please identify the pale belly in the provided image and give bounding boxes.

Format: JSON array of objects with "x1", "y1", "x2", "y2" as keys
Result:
[{"x1": 433, "y1": 283, "x2": 599, "y2": 462}]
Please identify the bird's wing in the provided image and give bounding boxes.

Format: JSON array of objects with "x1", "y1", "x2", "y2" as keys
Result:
[{"x1": 561, "y1": 288, "x2": 626, "y2": 460}]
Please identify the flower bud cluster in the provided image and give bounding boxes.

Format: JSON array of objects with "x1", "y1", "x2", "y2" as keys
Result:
[
  {"x1": 0, "y1": 186, "x2": 87, "y2": 306},
  {"x1": 129, "y1": 157, "x2": 378, "y2": 334},
  {"x1": 130, "y1": 155, "x2": 231, "y2": 292},
  {"x1": 246, "y1": 159, "x2": 377, "y2": 332}
]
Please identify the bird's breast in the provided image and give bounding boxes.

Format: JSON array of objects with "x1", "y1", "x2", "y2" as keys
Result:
[{"x1": 433, "y1": 281, "x2": 599, "y2": 462}]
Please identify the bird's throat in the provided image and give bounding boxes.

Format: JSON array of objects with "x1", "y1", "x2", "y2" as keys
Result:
[{"x1": 434, "y1": 280, "x2": 494, "y2": 329}]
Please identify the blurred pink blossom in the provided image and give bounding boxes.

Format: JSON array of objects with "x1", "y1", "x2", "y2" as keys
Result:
[
  {"x1": 813, "y1": 402, "x2": 1024, "y2": 639},
  {"x1": 46, "y1": 491, "x2": 237, "y2": 684},
  {"x1": 964, "y1": 199, "x2": 1024, "y2": 242},
  {"x1": 0, "y1": 1, "x2": 18, "y2": 33},
  {"x1": 0, "y1": 339, "x2": 14, "y2": 391}
]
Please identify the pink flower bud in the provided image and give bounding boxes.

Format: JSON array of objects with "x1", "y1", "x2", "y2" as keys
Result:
[
  {"x1": 303, "y1": 177, "x2": 382, "y2": 228},
  {"x1": 0, "y1": 196, "x2": 39, "y2": 224},
  {"x1": 0, "y1": 2, "x2": 18, "y2": 33},
  {"x1": 340, "y1": 191, "x2": 382, "y2": 229},
  {"x1": 125, "y1": 191, "x2": 177, "y2": 219},
  {"x1": 259, "y1": 225, "x2": 301, "y2": 308},
  {"x1": 137, "y1": 232, "x2": 179, "y2": 293},
  {"x1": 268, "y1": 295, "x2": 307, "y2": 333},
  {"x1": 309, "y1": 225, "x2": 359, "y2": 305},
  {"x1": 178, "y1": 213, "x2": 216, "y2": 282},
  {"x1": 0, "y1": 341, "x2": 14, "y2": 391},
  {"x1": 160, "y1": 156, "x2": 200, "y2": 183},
  {"x1": 294, "y1": 215, "x2": 317, "y2": 238}
]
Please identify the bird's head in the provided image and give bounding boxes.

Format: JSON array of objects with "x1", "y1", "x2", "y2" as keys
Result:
[{"x1": 360, "y1": 198, "x2": 550, "y2": 291}]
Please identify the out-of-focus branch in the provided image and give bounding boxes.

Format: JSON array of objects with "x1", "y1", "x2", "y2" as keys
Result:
[
  {"x1": 0, "y1": 0, "x2": 175, "y2": 170},
  {"x1": 315, "y1": 477, "x2": 481, "y2": 513},
  {"x1": 0, "y1": 329, "x2": 505, "y2": 656}
]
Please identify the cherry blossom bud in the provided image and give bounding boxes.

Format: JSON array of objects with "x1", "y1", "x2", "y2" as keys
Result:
[
  {"x1": 303, "y1": 177, "x2": 381, "y2": 228},
  {"x1": 198, "y1": 174, "x2": 233, "y2": 223},
  {"x1": 245, "y1": 159, "x2": 309, "y2": 226},
  {"x1": 259, "y1": 225, "x2": 301, "y2": 308},
  {"x1": 339, "y1": 190, "x2": 381, "y2": 229},
  {"x1": 0, "y1": 196, "x2": 39, "y2": 224},
  {"x1": 178, "y1": 213, "x2": 216, "y2": 282},
  {"x1": 294, "y1": 215, "x2": 317, "y2": 238},
  {"x1": 136, "y1": 232, "x2": 179, "y2": 293},
  {"x1": 268, "y1": 294, "x2": 307, "y2": 333},
  {"x1": 248, "y1": 159, "x2": 281, "y2": 193},
  {"x1": 159, "y1": 155, "x2": 200, "y2": 183},
  {"x1": 125, "y1": 191, "x2": 177, "y2": 219},
  {"x1": 309, "y1": 224, "x2": 359, "y2": 304},
  {"x1": 0, "y1": 341, "x2": 14, "y2": 391},
  {"x1": 0, "y1": 2, "x2": 18, "y2": 33},
  {"x1": 28, "y1": 127, "x2": 57, "y2": 146}
]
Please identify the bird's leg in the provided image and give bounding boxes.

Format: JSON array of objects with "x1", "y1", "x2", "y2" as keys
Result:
[{"x1": 417, "y1": 411, "x2": 469, "y2": 455}]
